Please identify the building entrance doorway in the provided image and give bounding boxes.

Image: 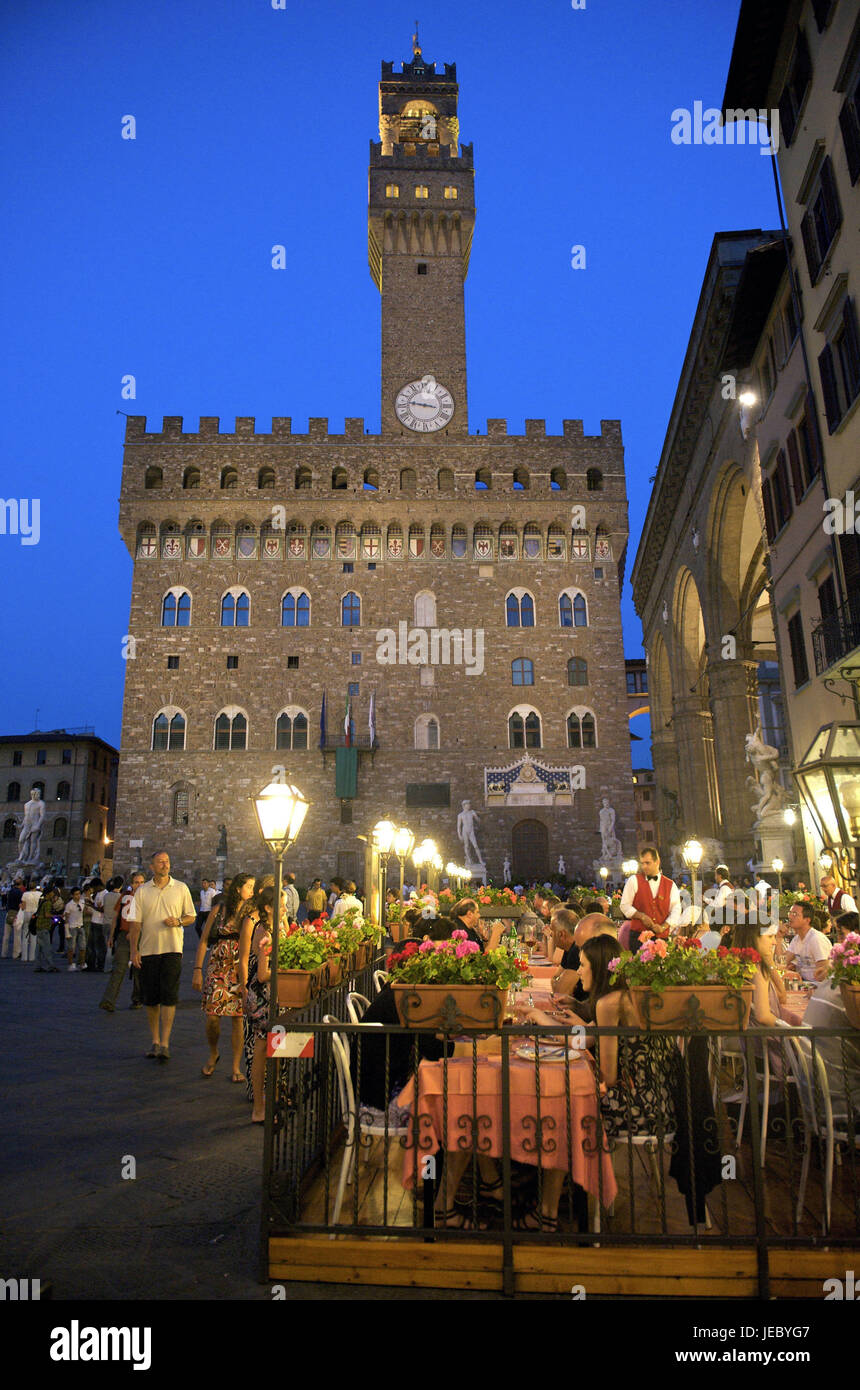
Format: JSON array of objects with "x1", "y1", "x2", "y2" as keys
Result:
[{"x1": 511, "y1": 819, "x2": 548, "y2": 882}]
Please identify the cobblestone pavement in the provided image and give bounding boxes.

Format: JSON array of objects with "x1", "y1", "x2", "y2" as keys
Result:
[{"x1": 0, "y1": 943, "x2": 493, "y2": 1301}]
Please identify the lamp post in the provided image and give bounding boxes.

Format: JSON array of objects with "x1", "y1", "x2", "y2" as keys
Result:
[
  {"x1": 621, "y1": 857, "x2": 638, "y2": 880},
  {"x1": 599, "y1": 866, "x2": 609, "y2": 892},
  {"x1": 393, "y1": 825, "x2": 415, "y2": 898},
  {"x1": 771, "y1": 856, "x2": 784, "y2": 896},
  {"x1": 682, "y1": 839, "x2": 704, "y2": 898},
  {"x1": 251, "y1": 779, "x2": 310, "y2": 1024},
  {"x1": 795, "y1": 720, "x2": 860, "y2": 897},
  {"x1": 413, "y1": 837, "x2": 437, "y2": 892},
  {"x1": 371, "y1": 818, "x2": 395, "y2": 924}
]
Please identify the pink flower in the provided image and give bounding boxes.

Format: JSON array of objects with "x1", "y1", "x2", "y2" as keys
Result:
[
  {"x1": 652, "y1": 940, "x2": 668, "y2": 957},
  {"x1": 434, "y1": 941, "x2": 448, "y2": 952},
  {"x1": 455, "y1": 942, "x2": 470, "y2": 957},
  {"x1": 450, "y1": 929, "x2": 467, "y2": 941},
  {"x1": 608, "y1": 957, "x2": 620, "y2": 974},
  {"x1": 418, "y1": 940, "x2": 435, "y2": 953}
]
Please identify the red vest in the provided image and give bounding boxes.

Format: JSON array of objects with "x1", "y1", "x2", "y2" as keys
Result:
[
  {"x1": 827, "y1": 890, "x2": 847, "y2": 916},
  {"x1": 632, "y1": 873, "x2": 673, "y2": 935}
]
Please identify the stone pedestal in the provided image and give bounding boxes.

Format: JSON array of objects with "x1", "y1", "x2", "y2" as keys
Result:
[{"x1": 752, "y1": 812, "x2": 796, "y2": 874}]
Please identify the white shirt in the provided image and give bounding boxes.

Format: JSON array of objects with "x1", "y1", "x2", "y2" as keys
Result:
[
  {"x1": 199, "y1": 886, "x2": 216, "y2": 912},
  {"x1": 620, "y1": 873, "x2": 682, "y2": 928},
  {"x1": 754, "y1": 879, "x2": 771, "y2": 900},
  {"x1": 283, "y1": 883, "x2": 300, "y2": 920},
  {"x1": 828, "y1": 890, "x2": 857, "y2": 916},
  {"x1": 331, "y1": 893, "x2": 362, "y2": 918},
  {"x1": 127, "y1": 875, "x2": 195, "y2": 956},
  {"x1": 63, "y1": 899, "x2": 84, "y2": 930},
  {"x1": 20, "y1": 889, "x2": 41, "y2": 918},
  {"x1": 787, "y1": 927, "x2": 832, "y2": 981},
  {"x1": 91, "y1": 891, "x2": 105, "y2": 925}
]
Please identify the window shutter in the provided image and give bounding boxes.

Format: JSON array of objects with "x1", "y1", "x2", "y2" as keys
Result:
[
  {"x1": 818, "y1": 343, "x2": 840, "y2": 432},
  {"x1": 779, "y1": 89, "x2": 796, "y2": 147},
  {"x1": 800, "y1": 208, "x2": 820, "y2": 282},
  {"x1": 839, "y1": 95, "x2": 860, "y2": 185},
  {"x1": 786, "y1": 430, "x2": 805, "y2": 502},
  {"x1": 820, "y1": 157, "x2": 843, "y2": 244},
  {"x1": 794, "y1": 29, "x2": 812, "y2": 102},
  {"x1": 841, "y1": 298, "x2": 860, "y2": 403},
  {"x1": 804, "y1": 393, "x2": 823, "y2": 474},
  {"x1": 775, "y1": 450, "x2": 792, "y2": 528},
  {"x1": 762, "y1": 476, "x2": 777, "y2": 543},
  {"x1": 839, "y1": 532, "x2": 860, "y2": 596}
]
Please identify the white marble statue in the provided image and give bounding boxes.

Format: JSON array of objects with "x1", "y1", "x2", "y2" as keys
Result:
[
  {"x1": 599, "y1": 797, "x2": 622, "y2": 860},
  {"x1": 17, "y1": 788, "x2": 45, "y2": 865},
  {"x1": 457, "y1": 799, "x2": 484, "y2": 867},
  {"x1": 557, "y1": 856, "x2": 566, "y2": 876},
  {"x1": 744, "y1": 725, "x2": 790, "y2": 820},
  {"x1": 503, "y1": 855, "x2": 511, "y2": 884}
]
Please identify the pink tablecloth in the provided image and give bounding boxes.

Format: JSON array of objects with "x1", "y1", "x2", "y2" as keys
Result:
[
  {"x1": 398, "y1": 1054, "x2": 617, "y2": 1202},
  {"x1": 527, "y1": 965, "x2": 557, "y2": 981}
]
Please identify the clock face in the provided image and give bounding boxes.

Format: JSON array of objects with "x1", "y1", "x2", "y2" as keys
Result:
[{"x1": 395, "y1": 375, "x2": 454, "y2": 432}]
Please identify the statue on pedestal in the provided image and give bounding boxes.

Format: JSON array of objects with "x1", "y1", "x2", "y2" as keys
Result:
[
  {"x1": 503, "y1": 856, "x2": 511, "y2": 885},
  {"x1": 744, "y1": 726, "x2": 790, "y2": 821},
  {"x1": 17, "y1": 789, "x2": 45, "y2": 866},
  {"x1": 557, "y1": 855, "x2": 566, "y2": 876},
  {"x1": 598, "y1": 797, "x2": 622, "y2": 860},
  {"x1": 457, "y1": 800, "x2": 485, "y2": 871}
]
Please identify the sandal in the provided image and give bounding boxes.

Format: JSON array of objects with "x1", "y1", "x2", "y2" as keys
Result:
[
  {"x1": 146, "y1": 1044, "x2": 160, "y2": 1059},
  {"x1": 477, "y1": 1177, "x2": 504, "y2": 1209},
  {"x1": 435, "y1": 1207, "x2": 487, "y2": 1231},
  {"x1": 201, "y1": 1053, "x2": 220, "y2": 1077},
  {"x1": 230, "y1": 1071, "x2": 244, "y2": 1083},
  {"x1": 513, "y1": 1208, "x2": 558, "y2": 1233}
]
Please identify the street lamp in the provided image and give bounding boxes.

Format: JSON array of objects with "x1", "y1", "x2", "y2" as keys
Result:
[
  {"x1": 771, "y1": 857, "x2": 784, "y2": 896},
  {"x1": 599, "y1": 866, "x2": 609, "y2": 890},
  {"x1": 413, "y1": 837, "x2": 437, "y2": 890},
  {"x1": 393, "y1": 825, "x2": 415, "y2": 897},
  {"x1": 783, "y1": 807, "x2": 798, "y2": 827},
  {"x1": 795, "y1": 720, "x2": 860, "y2": 896},
  {"x1": 252, "y1": 779, "x2": 309, "y2": 1019},
  {"x1": 682, "y1": 839, "x2": 704, "y2": 895},
  {"x1": 621, "y1": 857, "x2": 638, "y2": 880}
]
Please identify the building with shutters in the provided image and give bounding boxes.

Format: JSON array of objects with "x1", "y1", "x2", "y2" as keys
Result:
[{"x1": 113, "y1": 36, "x2": 634, "y2": 888}]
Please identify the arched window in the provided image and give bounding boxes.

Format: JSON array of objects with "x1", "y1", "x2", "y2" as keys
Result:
[
  {"x1": 400, "y1": 467, "x2": 417, "y2": 493},
  {"x1": 221, "y1": 589, "x2": 250, "y2": 627},
  {"x1": 183, "y1": 466, "x2": 200, "y2": 489},
  {"x1": 214, "y1": 709, "x2": 247, "y2": 751},
  {"x1": 414, "y1": 590, "x2": 437, "y2": 627},
  {"x1": 161, "y1": 588, "x2": 191, "y2": 627},
  {"x1": 172, "y1": 788, "x2": 190, "y2": 826},
  {"x1": 258, "y1": 466, "x2": 276, "y2": 489},
  {"x1": 341, "y1": 591, "x2": 361, "y2": 626},
  {"x1": 221, "y1": 466, "x2": 238, "y2": 490},
  {"x1": 559, "y1": 590, "x2": 588, "y2": 628},
  {"x1": 3, "y1": 818, "x2": 16, "y2": 839},
  {"x1": 144, "y1": 466, "x2": 163, "y2": 490},
  {"x1": 332, "y1": 467, "x2": 348, "y2": 490},
  {"x1": 6, "y1": 781, "x2": 20, "y2": 802},
  {"x1": 474, "y1": 468, "x2": 490, "y2": 490},
  {"x1": 550, "y1": 468, "x2": 567, "y2": 491},
  {"x1": 512, "y1": 658, "x2": 534, "y2": 686},
  {"x1": 276, "y1": 708, "x2": 309, "y2": 750},
  {"x1": 152, "y1": 709, "x2": 186, "y2": 751},
  {"x1": 53, "y1": 817, "x2": 68, "y2": 838},
  {"x1": 437, "y1": 468, "x2": 454, "y2": 493},
  {"x1": 363, "y1": 468, "x2": 379, "y2": 491},
  {"x1": 281, "y1": 589, "x2": 310, "y2": 627},
  {"x1": 586, "y1": 468, "x2": 603, "y2": 491},
  {"x1": 512, "y1": 467, "x2": 529, "y2": 491},
  {"x1": 414, "y1": 714, "x2": 440, "y2": 750},
  {"x1": 567, "y1": 657, "x2": 588, "y2": 686},
  {"x1": 55, "y1": 781, "x2": 70, "y2": 801},
  {"x1": 567, "y1": 709, "x2": 597, "y2": 749},
  {"x1": 296, "y1": 466, "x2": 312, "y2": 490},
  {"x1": 505, "y1": 590, "x2": 535, "y2": 627},
  {"x1": 509, "y1": 708, "x2": 542, "y2": 749}
]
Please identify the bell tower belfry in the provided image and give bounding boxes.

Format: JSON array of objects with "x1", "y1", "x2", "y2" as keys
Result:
[{"x1": 368, "y1": 30, "x2": 474, "y2": 438}]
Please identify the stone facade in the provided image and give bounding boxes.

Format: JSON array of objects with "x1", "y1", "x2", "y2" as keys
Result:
[
  {"x1": 0, "y1": 731, "x2": 118, "y2": 880},
  {"x1": 114, "y1": 47, "x2": 634, "y2": 888}
]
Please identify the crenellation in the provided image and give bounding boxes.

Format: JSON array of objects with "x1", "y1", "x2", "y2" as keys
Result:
[{"x1": 199, "y1": 417, "x2": 221, "y2": 437}]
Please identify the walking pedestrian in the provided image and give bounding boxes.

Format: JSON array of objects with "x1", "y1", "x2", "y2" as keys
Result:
[
  {"x1": 238, "y1": 883, "x2": 285, "y2": 1123},
  {"x1": 193, "y1": 872, "x2": 255, "y2": 1081},
  {"x1": 63, "y1": 889, "x2": 85, "y2": 970},
  {"x1": 128, "y1": 851, "x2": 196, "y2": 1061},
  {"x1": 196, "y1": 878, "x2": 216, "y2": 937},
  {"x1": 282, "y1": 872, "x2": 300, "y2": 923},
  {"x1": 33, "y1": 883, "x2": 62, "y2": 972},
  {"x1": 86, "y1": 879, "x2": 107, "y2": 972},
  {"x1": 100, "y1": 872, "x2": 145, "y2": 1012},
  {"x1": 304, "y1": 877, "x2": 326, "y2": 921},
  {"x1": 1, "y1": 878, "x2": 24, "y2": 957},
  {"x1": 18, "y1": 880, "x2": 41, "y2": 964}
]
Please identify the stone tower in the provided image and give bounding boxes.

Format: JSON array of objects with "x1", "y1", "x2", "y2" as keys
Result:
[{"x1": 114, "y1": 38, "x2": 634, "y2": 888}]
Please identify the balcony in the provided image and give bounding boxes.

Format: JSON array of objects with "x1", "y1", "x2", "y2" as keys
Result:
[{"x1": 812, "y1": 597, "x2": 860, "y2": 676}]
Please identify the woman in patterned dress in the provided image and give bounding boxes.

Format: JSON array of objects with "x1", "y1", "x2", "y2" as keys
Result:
[
  {"x1": 193, "y1": 873, "x2": 255, "y2": 1081},
  {"x1": 238, "y1": 882, "x2": 287, "y2": 1122}
]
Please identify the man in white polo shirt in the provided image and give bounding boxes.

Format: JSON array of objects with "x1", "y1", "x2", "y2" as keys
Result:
[
  {"x1": 128, "y1": 851, "x2": 196, "y2": 1062},
  {"x1": 785, "y1": 900, "x2": 831, "y2": 982}
]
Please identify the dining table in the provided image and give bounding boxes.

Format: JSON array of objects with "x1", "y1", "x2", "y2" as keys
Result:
[{"x1": 397, "y1": 1033, "x2": 618, "y2": 1204}]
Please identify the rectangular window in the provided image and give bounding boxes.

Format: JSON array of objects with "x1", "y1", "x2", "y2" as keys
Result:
[
  {"x1": 406, "y1": 782, "x2": 450, "y2": 808},
  {"x1": 287, "y1": 655, "x2": 299, "y2": 670},
  {"x1": 226, "y1": 655, "x2": 238, "y2": 669},
  {"x1": 351, "y1": 652, "x2": 362, "y2": 665},
  {"x1": 800, "y1": 157, "x2": 842, "y2": 284},
  {"x1": 62, "y1": 749, "x2": 72, "y2": 764},
  {"x1": 340, "y1": 802, "x2": 353, "y2": 824},
  {"x1": 385, "y1": 183, "x2": 400, "y2": 197},
  {"x1": 342, "y1": 562, "x2": 354, "y2": 574},
  {"x1": 367, "y1": 562, "x2": 376, "y2": 571},
  {"x1": 415, "y1": 185, "x2": 429, "y2": 199},
  {"x1": 626, "y1": 672, "x2": 637, "y2": 694},
  {"x1": 417, "y1": 263, "x2": 428, "y2": 275},
  {"x1": 36, "y1": 750, "x2": 46, "y2": 766},
  {"x1": 443, "y1": 186, "x2": 458, "y2": 199},
  {"x1": 778, "y1": 28, "x2": 812, "y2": 146},
  {"x1": 819, "y1": 298, "x2": 860, "y2": 432},
  {"x1": 167, "y1": 655, "x2": 180, "y2": 670},
  {"x1": 839, "y1": 65, "x2": 860, "y2": 184},
  {"x1": 787, "y1": 611, "x2": 810, "y2": 688},
  {"x1": 593, "y1": 567, "x2": 604, "y2": 580},
  {"x1": 12, "y1": 751, "x2": 22, "y2": 766},
  {"x1": 347, "y1": 682, "x2": 359, "y2": 697}
]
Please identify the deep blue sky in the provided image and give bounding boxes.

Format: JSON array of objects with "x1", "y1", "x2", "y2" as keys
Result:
[{"x1": 1, "y1": 0, "x2": 777, "y2": 757}]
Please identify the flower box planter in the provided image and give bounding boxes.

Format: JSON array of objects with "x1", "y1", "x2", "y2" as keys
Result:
[
  {"x1": 325, "y1": 957, "x2": 343, "y2": 988},
  {"x1": 391, "y1": 982, "x2": 508, "y2": 1032},
  {"x1": 388, "y1": 916, "x2": 410, "y2": 943},
  {"x1": 630, "y1": 984, "x2": 753, "y2": 1032},
  {"x1": 276, "y1": 965, "x2": 326, "y2": 1009},
  {"x1": 840, "y1": 983, "x2": 860, "y2": 1030}
]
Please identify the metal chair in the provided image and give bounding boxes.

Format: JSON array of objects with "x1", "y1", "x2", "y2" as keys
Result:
[
  {"x1": 323, "y1": 1013, "x2": 409, "y2": 1228},
  {"x1": 372, "y1": 969, "x2": 389, "y2": 994},
  {"x1": 346, "y1": 991, "x2": 370, "y2": 1025}
]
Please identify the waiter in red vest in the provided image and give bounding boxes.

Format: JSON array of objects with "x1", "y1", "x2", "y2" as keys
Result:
[
  {"x1": 620, "y1": 846, "x2": 682, "y2": 948},
  {"x1": 820, "y1": 873, "x2": 857, "y2": 918}
]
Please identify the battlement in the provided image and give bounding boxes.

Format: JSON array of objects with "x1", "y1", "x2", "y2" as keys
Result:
[
  {"x1": 380, "y1": 59, "x2": 457, "y2": 82},
  {"x1": 124, "y1": 416, "x2": 623, "y2": 445},
  {"x1": 369, "y1": 140, "x2": 473, "y2": 168}
]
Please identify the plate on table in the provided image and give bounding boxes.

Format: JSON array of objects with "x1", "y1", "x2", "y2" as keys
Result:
[
  {"x1": 515, "y1": 1042, "x2": 584, "y2": 1064},
  {"x1": 528, "y1": 955, "x2": 550, "y2": 965}
]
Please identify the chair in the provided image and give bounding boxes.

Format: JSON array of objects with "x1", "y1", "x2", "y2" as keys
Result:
[
  {"x1": 785, "y1": 1034, "x2": 834, "y2": 1233},
  {"x1": 323, "y1": 1014, "x2": 409, "y2": 1228},
  {"x1": 372, "y1": 969, "x2": 389, "y2": 995},
  {"x1": 346, "y1": 991, "x2": 370, "y2": 1025}
]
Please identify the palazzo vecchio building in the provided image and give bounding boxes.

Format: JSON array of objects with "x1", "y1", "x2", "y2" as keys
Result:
[{"x1": 115, "y1": 38, "x2": 634, "y2": 888}]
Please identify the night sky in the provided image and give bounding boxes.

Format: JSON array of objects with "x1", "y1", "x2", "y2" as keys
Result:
[{"x1": 1, "y1": 0, "x2": 777, "y2": 760}]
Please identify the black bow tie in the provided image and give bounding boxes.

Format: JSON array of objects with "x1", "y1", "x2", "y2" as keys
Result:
[{"x1": 646, "y1": 875, "x2": 660, "y2": 883}]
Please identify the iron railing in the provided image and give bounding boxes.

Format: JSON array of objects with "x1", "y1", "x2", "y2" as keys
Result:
[
  {"x1": 812, "y1": 596, "x2": 860, "y2": 675},
  {"x1": 260, "y1": 982, "x2": 859, "y2": 1297}
]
